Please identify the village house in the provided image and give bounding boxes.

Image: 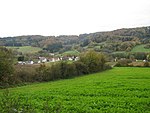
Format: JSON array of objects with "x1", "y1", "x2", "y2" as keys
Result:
[
  {"x1": 27, "y1": 61, "x2": 34, "y2": 64},
  {"x1": 18, "y1": 61, "x2": 26, "y2": 65},
  {"x1": 38, "y1": 57, "x2": 47, "y2": 63},
  {"x1": 47, "y1": 57, "x2": 60, "y2": 62}
]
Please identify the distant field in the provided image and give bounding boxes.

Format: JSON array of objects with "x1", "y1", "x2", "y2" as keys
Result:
[
  {"x1": 7, "y1": 46, "x2": 42, "y2": 54},
  {"x1": 112, "y1": 51, "x2": 126, "y2": 54},
  {"x1": 0, "y1": 67, "x2": 149, "y2": 112},
  {"x1": 131, "y1": 44, "x2": 150, "y2": 52},
  {"x1": 62, "y1": 50, "x2": 80, "y2": 55}
]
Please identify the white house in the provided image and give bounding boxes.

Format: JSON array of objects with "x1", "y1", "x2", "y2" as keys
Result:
[
  {"x1": 39, "y1": 57, "x2": 47, "y2": 63},
  {"x1": 52, "y1": 58, "x2": 60, "y2": 62},
  {"x1": 75, "y1": 57, "x2": 79, "y2": 61},
  {"x1": 18, "y1": 61, "x2": 26, "y2": 65},
  {"x1": 68, "y1": 57, "x2": 73, "y2": 61},
  {"x1": 27, "y1": 61, "x2": 34, "y2": 64}
]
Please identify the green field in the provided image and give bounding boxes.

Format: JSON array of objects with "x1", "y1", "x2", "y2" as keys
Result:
[
  {"x1": 62, "y1": 50, "x2": 80, "y2": 56},
  {"x1": 7, "y1": 46, "x2": 42, "y2": 54},
  {"x1": 131, "y1": 45, "x2": 150, "y2": 52},
  {"x1": 0, "y1": 67, "x2": 150, "y2": 112}
]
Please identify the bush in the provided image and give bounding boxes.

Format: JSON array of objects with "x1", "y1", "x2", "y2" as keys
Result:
[
  {"x1": 74, "y1": 61, "x2": 89, "y2": 75},
  {"x1": 50, "y1": 62, "x2": 77, "y2": 79},
  {"x1": 35, "y1": 64, "x2": 51, "y2": 81},
  {"x1": 15, "y1": 66, "x2": 36, "y2": 82},
  {"x1": 79, "y1": 50, "x2": 107, "y2": 73},
  {"x1": 50, "y1": 63, "x2": 61, "y2": 80},
  {"x1": 64, "y1": 63, "x2": 77, "y2": 78}
]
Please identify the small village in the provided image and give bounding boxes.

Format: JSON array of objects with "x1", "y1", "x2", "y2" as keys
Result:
[{"x1": 18, "y1": 55, "x2": 79, "y2": 65}]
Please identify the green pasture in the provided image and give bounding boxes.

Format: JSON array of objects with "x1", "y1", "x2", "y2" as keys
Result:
[
  {"x1": 62, "y1": 50, "x2": 80, "y2": 56},
  {"x1": 7, "y1": 46, "x2": 42, "y2": 54},
  {"x1": 0, "y1": 67, "x2": 150, "y2": 112},
  {"x1": 131, "y1": 44, "x2": 150, "y2": 53}
]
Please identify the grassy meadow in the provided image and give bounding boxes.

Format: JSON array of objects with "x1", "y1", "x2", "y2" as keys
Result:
[
  {"x1": 62, "y1": 50, "x2": 80, "y2": 56},
  {"x1": 0, "y1": 67, "x2": 150, "y2": 112},
  {"x1": 7, "y1": 46, "x2": 42, "y2": 54},
  {"x1": 131, "y1": 44, "x2": 150, "y2": 52}
]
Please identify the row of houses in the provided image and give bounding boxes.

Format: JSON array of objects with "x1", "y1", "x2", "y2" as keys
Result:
[
  {"x1": 38, "y1": 56, "x2": 79, "y2": 63},
  {"x1": 18, "y1": 61, "x2": 34, "y2": 65},
  {"x1": 18, "y1": 56, "x2": 79, "y2": 65}
]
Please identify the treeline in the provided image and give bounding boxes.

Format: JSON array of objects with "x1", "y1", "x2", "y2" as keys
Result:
[{"x1": 0, "y1": 48, "x2": 111, "y2": 88}]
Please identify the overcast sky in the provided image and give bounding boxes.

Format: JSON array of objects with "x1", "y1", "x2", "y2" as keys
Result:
[{"x1": 0, "y1": 0, "x2": 150, "y2": 37}]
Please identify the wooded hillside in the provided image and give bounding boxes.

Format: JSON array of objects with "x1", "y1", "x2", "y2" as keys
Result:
[{"x1": 0, "y1": 26, "x2": 150, "y2": 53}]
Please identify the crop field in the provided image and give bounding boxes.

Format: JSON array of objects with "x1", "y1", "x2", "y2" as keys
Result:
[
  {"x1": 7, "y1": 46, "x2": 42, "y2": 54},
  {"x1": 0, "y1": 67, "x2": 150, "y2": 112},
  {"x1": 131, "y1": 44, "x2": 150, "y2": 52}
]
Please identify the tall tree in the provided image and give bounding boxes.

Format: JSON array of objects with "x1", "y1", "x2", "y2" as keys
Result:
[{"x1": 0, "y1": 47, "x2": 14, "y2": 84}]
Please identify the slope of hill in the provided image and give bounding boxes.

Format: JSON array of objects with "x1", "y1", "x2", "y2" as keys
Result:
[
  {"x1": 0, "y1": 67, "x2": 149, "y2": 112},
  {"x1": 0, "y1": 26, "x2": 150, "y2": 53}
]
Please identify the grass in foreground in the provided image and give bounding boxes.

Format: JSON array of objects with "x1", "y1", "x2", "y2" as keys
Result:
[{"x1": 0, "y1": 67, "x2": 150, "y2": 112}]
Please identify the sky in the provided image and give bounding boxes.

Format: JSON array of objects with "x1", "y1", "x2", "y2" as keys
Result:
[{"x1": 0, "y1": 0, "x2": 150, "y2": 37}]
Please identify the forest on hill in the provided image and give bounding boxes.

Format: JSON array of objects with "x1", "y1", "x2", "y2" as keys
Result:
[{"x1": 0, "y1": 26, "x2": 150, "y2": 53}]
